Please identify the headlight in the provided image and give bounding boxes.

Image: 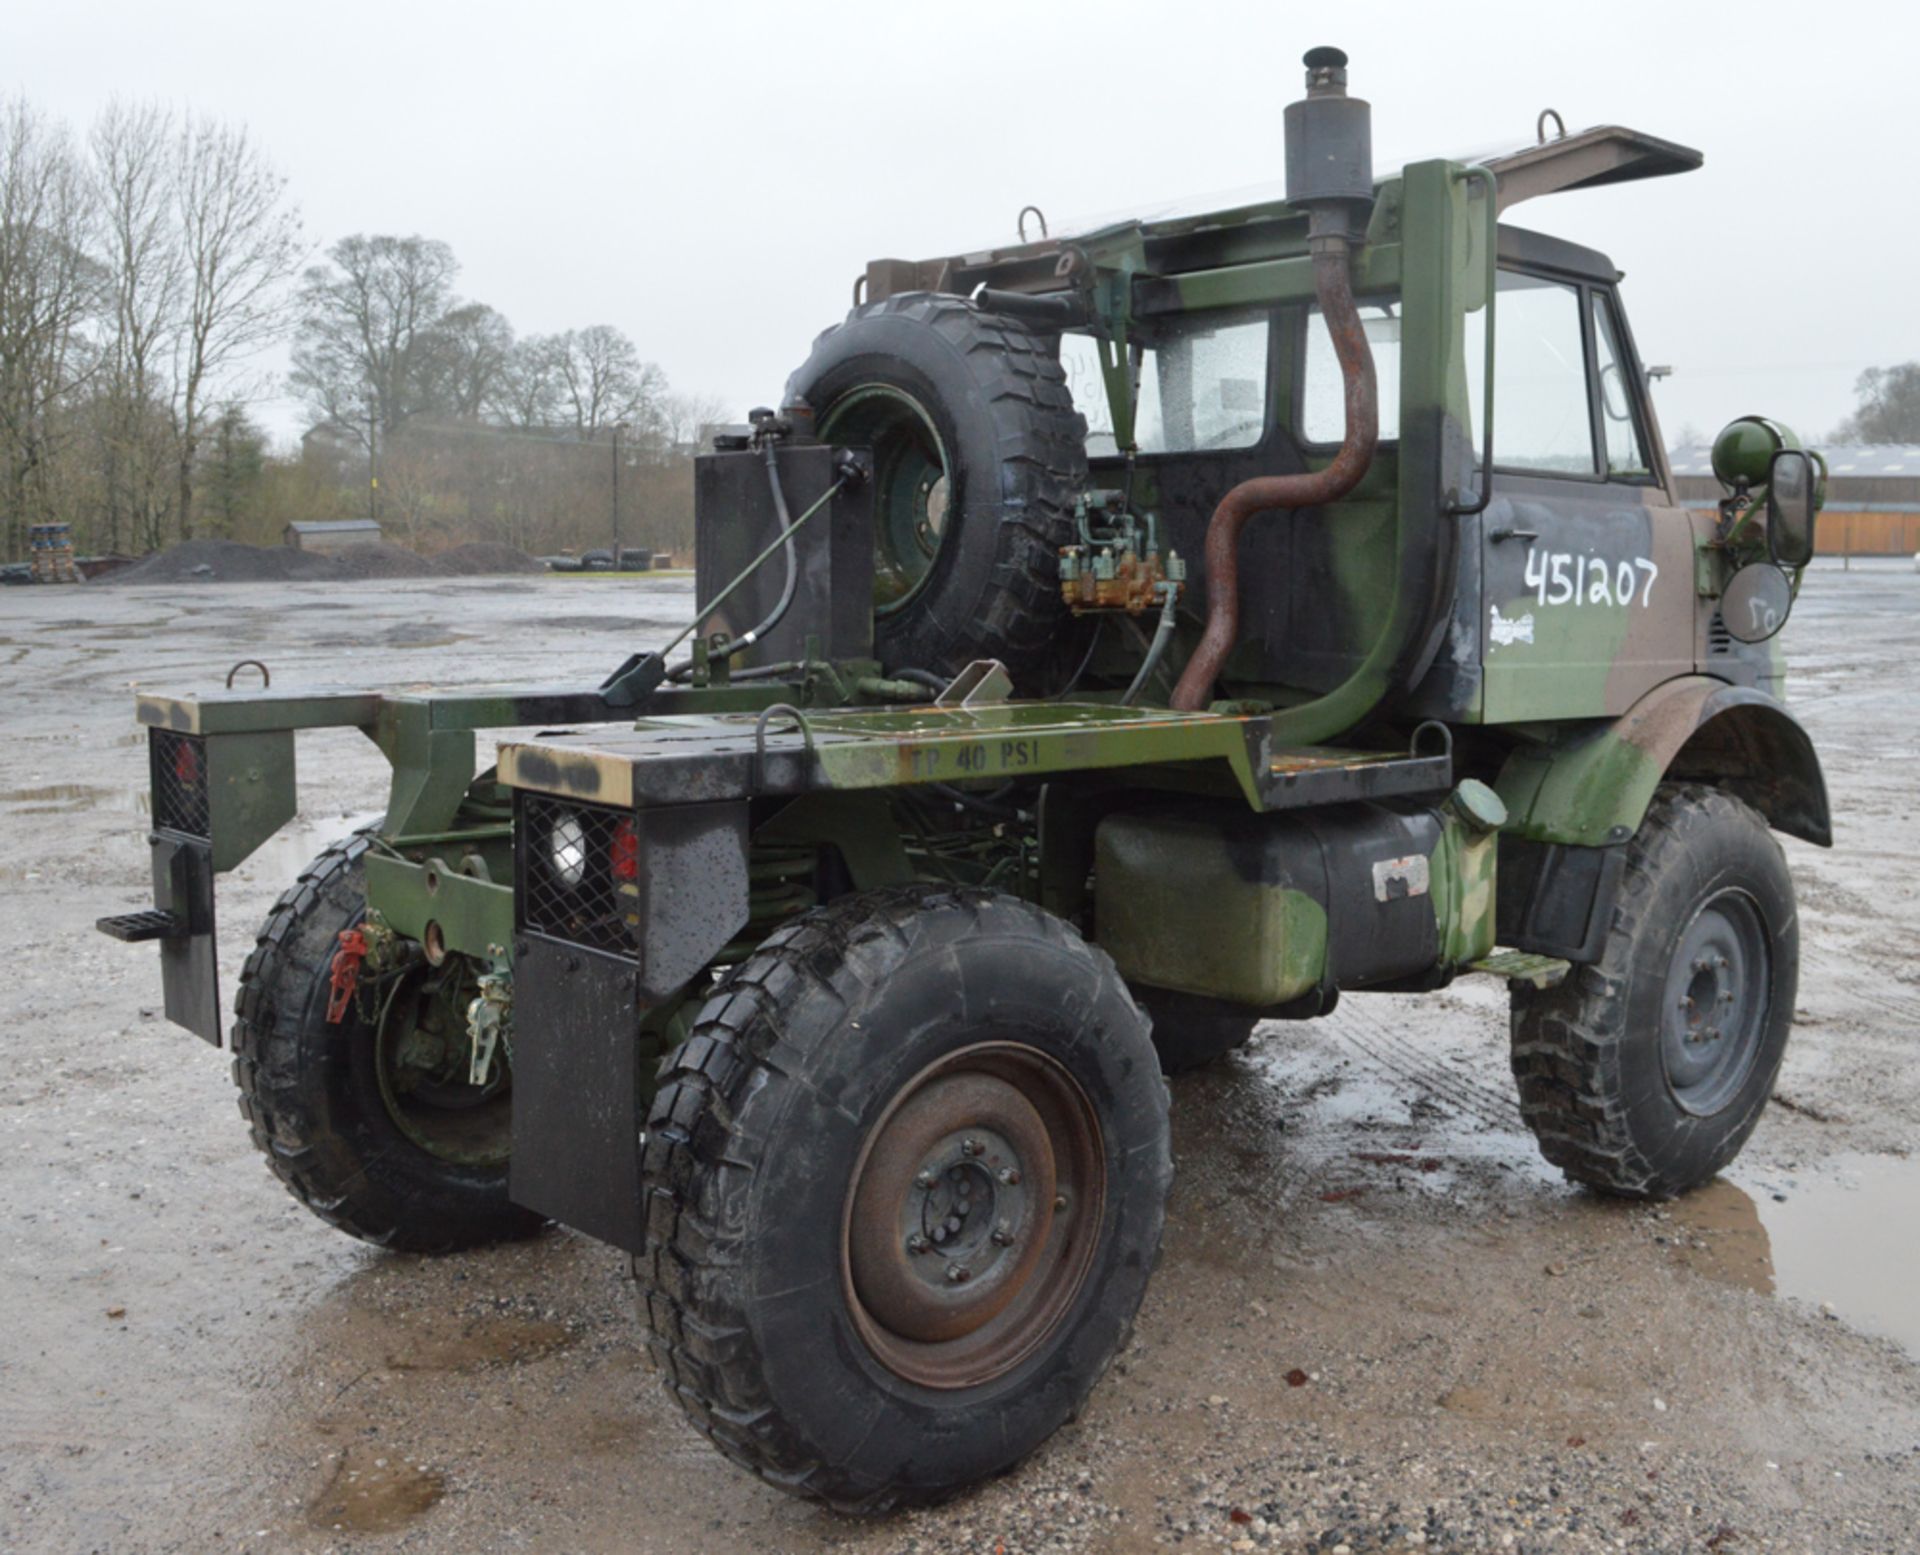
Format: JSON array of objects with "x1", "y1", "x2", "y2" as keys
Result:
[{"x1": 548, "y1": 810, "x2": 588, "y2": 888}]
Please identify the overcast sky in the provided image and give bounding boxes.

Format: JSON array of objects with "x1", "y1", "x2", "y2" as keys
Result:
[{"x1": 8, "y1": 0, "x2": 1910, "y2": 452}]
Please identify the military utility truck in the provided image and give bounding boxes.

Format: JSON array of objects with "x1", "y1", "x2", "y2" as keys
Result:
[{"x1": 101, "y1": 48, "x2": 1828, "y2": 1510}]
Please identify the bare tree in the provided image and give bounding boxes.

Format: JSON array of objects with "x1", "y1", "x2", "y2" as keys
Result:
[
  {"x1": 1832, "y1": 364, "x2": 1920, "y2": 444},
  {"x1": 0, "y1": 98, "x2": 99, "y2": 560},
  {"x1": 92, "y1": 101, "x2": 183, "y2": 550},
  {"x1": 426, "y1": 302, "x2": 511, "y2": 421},
  {"x1": 169, "y1": 113, "x2": 302, "y2": 537},
  {"x1": 290, "y1": 234, "x2": 462, "y2": 450},
  {"x1": 489, "y1": 332, "x2": 564, "y2": 429},
  {"x1": 552, "y1": 323, "x2": 665, "y2": 439},
  {"x1": 661, "y1": 389, "x2": 731, "y2": 457},
  {"x1": 85, "y1": 104, "x2": 300, "y2": 549}
]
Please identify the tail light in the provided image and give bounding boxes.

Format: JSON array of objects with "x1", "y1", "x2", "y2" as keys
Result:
[{"x1": 610, "y1": 817, "x2": 639, "y2": 881}]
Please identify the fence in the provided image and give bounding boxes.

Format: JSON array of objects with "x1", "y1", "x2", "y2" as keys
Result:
[{"x1": 1687, "y1": 505, "x2": 1920, "y2": 557}]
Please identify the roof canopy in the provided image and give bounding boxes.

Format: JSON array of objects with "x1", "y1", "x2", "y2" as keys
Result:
[{"x1": 1479, "y1": 125, "x2": 1703, "y2": 213}]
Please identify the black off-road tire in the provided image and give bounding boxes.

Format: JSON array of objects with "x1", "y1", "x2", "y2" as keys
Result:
[
  {"x1": 785, "y1": 292, "x2": 1087, "y2": 686},
  {"x1": 1510, "y1": 784, "x2": 1798, "y2": 1199},
  {"x1": 1133, "y1": 985, "x2": 1263, "y2": 1075},
  {"x1": 229, "y1": 834, "x2": 545, "y2": 1252},
  {"x1": 637, "y1": 884, "x2": 1171, "y2": 1511}
]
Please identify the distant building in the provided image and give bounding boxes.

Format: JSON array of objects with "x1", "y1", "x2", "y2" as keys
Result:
[
  {"x1": 1669, "y1": 443, "x2": 1920, "y2": 556},
  {"x1": 285, "y1": 519, "x2": 382, "y2": 553}
]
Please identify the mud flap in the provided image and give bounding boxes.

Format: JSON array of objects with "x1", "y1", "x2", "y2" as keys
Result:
[
  {"x1": 507, "y1": 799, "x2": 752, "y2": 1252},
  {"x1": 509, "y1": 940, "x2": 646, "y2": 1250},
  {"x1": 154, "y1": 835, "x2": 219, "y2": 1043}
]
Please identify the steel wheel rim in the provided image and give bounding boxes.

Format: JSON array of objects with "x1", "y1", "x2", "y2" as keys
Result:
[
  {"x1": 842, "y1": 1041, "x2": 1105, "y2": 1389},
  {"x1": 818, "y1": 385, "x2": 951, "y2": 616},
  {"x1": 1659, "y1": 888, "x2": 1771, "y2": 1117},
  {"x1": 370, "y1": 959, "x2": 514, "y2": 1166}
]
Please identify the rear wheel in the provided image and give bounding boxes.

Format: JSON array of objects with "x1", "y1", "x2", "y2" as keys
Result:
[
  {"x1": 638, "y1": 884, "x2": 1170, "y2": 1510},
  {"x1": 786, "y1": 292, "x2": 1087, "y2": 686},
  {"x1": 1510, "y1": 785, "x2": 1798, "y2": 1199},
  {"x1": 230, "y1": 835, "x2": 544, "y2": 1251}
]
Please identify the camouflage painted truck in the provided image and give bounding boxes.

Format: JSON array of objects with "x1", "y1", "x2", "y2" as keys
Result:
[{"x1": 100, "y1": 49, "x2": 1828, "y2": 1510}]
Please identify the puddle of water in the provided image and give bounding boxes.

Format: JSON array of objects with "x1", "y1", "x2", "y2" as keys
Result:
[
  {"x1": 1674, "y1": 1156, "x2": 1920, "y2": 1356},
  {"x1": 0, "y1": 783, "x2": 148, "y2": 815},
  {"x1": 381, "y1": 1311, "x2": 576, "y2": 1373},
  {"x1": 1757, "y1": 1154, "x2": 1920, "y2": 1357},
  {"x1": 306, "y1": 1444, "x2": 445, "y2": 1533},
  {"x1": 1668, "y1": 1179, "x2": 1775, "y2": 1295}
]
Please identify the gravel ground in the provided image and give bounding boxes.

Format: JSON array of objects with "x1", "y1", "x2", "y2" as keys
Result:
[{"x1": 1, "y1": 564, "x2": 1916, "y2": 1553}]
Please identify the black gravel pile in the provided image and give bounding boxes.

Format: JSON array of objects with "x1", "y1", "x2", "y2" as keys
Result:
[{"x1": 103, "y1": 538, "x2": 547, "y2": 584}]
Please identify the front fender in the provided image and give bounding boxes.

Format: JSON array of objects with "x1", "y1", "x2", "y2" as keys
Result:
[{"x1": 1495, "y1": 676, "x2": 1831, "y2": 849}]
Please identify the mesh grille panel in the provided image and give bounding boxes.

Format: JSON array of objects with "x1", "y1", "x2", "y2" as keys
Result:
[
  {"x1": 151, "y1": 730, "x2": 210, "y2": 837},
  {"x1": 520, "y1": 794, "x2": 637, "y2": 955}
]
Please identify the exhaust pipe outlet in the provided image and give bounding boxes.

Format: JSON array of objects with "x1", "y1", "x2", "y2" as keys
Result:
[
  {"x1": 1171, "y1": 48, "x2": 1380, "y2": 712},
  {"x1": 1284, "y1": 45, "x2": 1374, "y2": 236}
]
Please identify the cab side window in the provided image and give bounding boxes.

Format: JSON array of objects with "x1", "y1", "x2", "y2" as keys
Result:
[
  {"x1": 1466, "y1": 273, "x2": 1595, "y2": 476},
  {"x1": 1590, "y1": 293, "x2": 1651, "y2": 478},
  {"x1": 1059, "y1": 314, "x2": 1271, "y2": 457},
  {"x1": 1302, "y1": 302, "x2": 1403, "y2": 444}
]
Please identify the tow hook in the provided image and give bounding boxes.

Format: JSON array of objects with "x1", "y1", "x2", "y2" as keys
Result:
[
  {"x1": 325, "y1": 929, "x2": 369, "y2": 1025},
  {"x1": 466, "y1": 947, "x2": 513, "y2": 1085}
]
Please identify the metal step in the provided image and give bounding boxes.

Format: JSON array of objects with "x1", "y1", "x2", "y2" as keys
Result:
[
  {"x1": 1263, "y1": 745, "x2": 1453, "y2": 809},
  {"x1": 1468, "y1": 950, "x2": 1572, "y2": 989},
  {"x1": 96, "y1": 909, "x2": 184, "y2": 943}
]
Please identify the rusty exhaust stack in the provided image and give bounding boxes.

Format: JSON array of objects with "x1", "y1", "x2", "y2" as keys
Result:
[{"x1": 1171, "y1": 47, "x2": 1379, "y2": 712}]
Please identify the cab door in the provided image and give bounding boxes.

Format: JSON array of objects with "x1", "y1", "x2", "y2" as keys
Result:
[{"x1": 1475, "y1": 269, "x2": 1692, "y2": 722}]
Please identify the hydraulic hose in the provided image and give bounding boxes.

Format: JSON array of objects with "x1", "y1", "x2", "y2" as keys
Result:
[
  {"x1": 1121, "y1": 586, "x2": 1179, "y2": 707},
  {"x1": 599, "y1": 471, "x2": 845, "y2": 707},
  {"x1": 1170, "y1": 229, "x2": 1378, "y2": 710},
  {"x1": 721, "y1": 439, "x2": 802, "y2": 659}
]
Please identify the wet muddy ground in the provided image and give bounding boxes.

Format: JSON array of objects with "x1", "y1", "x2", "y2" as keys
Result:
[{"x1": 2, "y1": 565, "x2": 1916, "y2": 1553}]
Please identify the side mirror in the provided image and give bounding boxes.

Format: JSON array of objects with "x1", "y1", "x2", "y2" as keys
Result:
[{"x1": 1767, "y1": 449, "x2": 1818, "y2": 567}]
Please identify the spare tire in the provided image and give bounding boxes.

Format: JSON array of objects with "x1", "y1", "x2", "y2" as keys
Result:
[{"x1": 785, "y1": 292, "x2": 1087, "y2": 685}]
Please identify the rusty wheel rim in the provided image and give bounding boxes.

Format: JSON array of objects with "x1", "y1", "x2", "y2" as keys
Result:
[{"x1": 842, "y1": 1041, "x2": 1105, "y2": 1390}]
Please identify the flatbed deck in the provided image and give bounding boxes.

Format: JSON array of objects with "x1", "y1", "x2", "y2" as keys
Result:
[{"x1": 498, "y1": 701, "x2": 1454, "y2": 811}]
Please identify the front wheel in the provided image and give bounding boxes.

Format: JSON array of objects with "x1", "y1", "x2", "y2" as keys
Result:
[
  {"x1": 1510, "y1": 784, "x2": 1798, "y2": 1199},
  {"x1": 637, "y1": 884, "x2": 1171, "y2": 1511}
]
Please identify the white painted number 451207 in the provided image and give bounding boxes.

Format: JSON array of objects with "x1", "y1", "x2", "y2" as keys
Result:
[{"x1": 1524, "y1": 546, "x2": 1659, "y2": 609}]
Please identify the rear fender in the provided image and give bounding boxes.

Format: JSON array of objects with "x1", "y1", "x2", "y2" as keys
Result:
[{"x1": 1495, "y1": 675, "x2": 1831, "y2": 849}]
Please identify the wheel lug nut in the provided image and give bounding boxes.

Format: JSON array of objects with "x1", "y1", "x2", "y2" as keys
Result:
[
  {"x1": 1054, "y1": 1193, "x2": 1068, "y2": 1212},
  {"x1": 998, "y1": 1166, "x2": 1021, "y2": 1186},
  {"x1": 992, "y1": 1221, "x2": 1013, "y2": 1246},
  {"x1": 915, "y1": 1170, "x2": 937, "y2": 1190},
  {"x1": 962, "y1": 1138, "x2": 982, "y2": 1157},
  {"x1": 946, "y1": 1264, "x2": 971, "y2": 1284},
  {"x1": 906, "y1": 1233, "x2": 929, "y2": 1255}
]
